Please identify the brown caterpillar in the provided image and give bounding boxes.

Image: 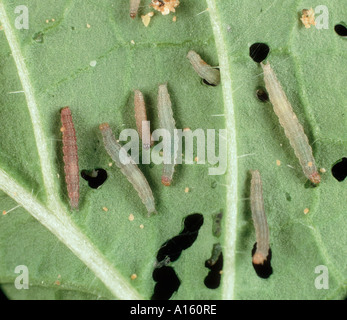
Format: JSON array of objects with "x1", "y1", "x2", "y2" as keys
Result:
[
  {"x1": 130, "y1": 0, "x2": 141, "y2": 19},
  {"x1": 61, "y1": 107, "x2": 79, "y2": 210},
  {"x1": 250, "y1": 170, "x2": 269, "y2": 265},
  {"x1": 134, "y1": 90, "x2": 153, "y2": 150}
]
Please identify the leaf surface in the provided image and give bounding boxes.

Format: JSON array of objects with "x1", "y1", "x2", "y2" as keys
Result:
[{"x1": 0, "y1": 0, "x2": 346, "y2": 300}]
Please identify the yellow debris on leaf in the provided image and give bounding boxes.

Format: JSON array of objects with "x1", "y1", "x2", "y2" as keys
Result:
[
  {"x1": 150, "y1": 0, "x2": 180, "y2": 15},
  {"x1": 300, "y1": 8, "x2": 316, "y2": 28},
  {"x1": 141, "y1": 15, "x2": 150, "y2": 27},
  {"x1": 141, "y1": 12, "x2": 154, "y2": 27},
  {"x1": 131, "y1": 274, "x2": 137, "y2": 280}
]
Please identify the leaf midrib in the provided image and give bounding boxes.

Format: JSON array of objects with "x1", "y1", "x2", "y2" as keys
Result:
[
  {"x1": 207, "y1": 0, "x2": 238, "y2": 300},
  {"x1": 0, "y1": 1, "x2": 142, "y2": 300}
]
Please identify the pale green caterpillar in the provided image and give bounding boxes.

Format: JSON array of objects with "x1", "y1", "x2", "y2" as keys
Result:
[
  {"x1": 261, "y1": 62, "x2": 320, "y2": 184},
  {"x1": 187, "y1": 50, "x2": 220, "y2": 86},
  {"x1": 157, "y1": 83, "x2": 178, "y2": 186},
  {"x1": 99, "y1": 123, "x2": 156, "y2": 216}
]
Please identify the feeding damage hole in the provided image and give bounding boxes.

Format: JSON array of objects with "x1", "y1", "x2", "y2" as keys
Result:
[
  {"x1": 332, "y1": 157, "x2": 347, "y2": 181},
  {"x1": 335, "y1": 24, "x2": 347, "y2": 37},
  {"x1": 156, "y1": 213, "x2": 204, "y2": 263},
  {"x1": 151, "y1": 267, "x2": 180, "y2": 300},
  {"x1": 256, "y1": 87, "x2": 269, "y2": 102},
  {"x1": 204, "y1": 243, "x2": 223, "y2": 289},
  {"x1": 249, "y1": 43, "x2": 270, "y2": 63},
  {"x1": 252, "y1": 243, "x2": 273, "y2": 279},
  {"x1": 81, "y1": 169, "x2": 107, "y2": 189},
  {"x1": 152, "y1": 213, "x2": 204, "y2": 300}
]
